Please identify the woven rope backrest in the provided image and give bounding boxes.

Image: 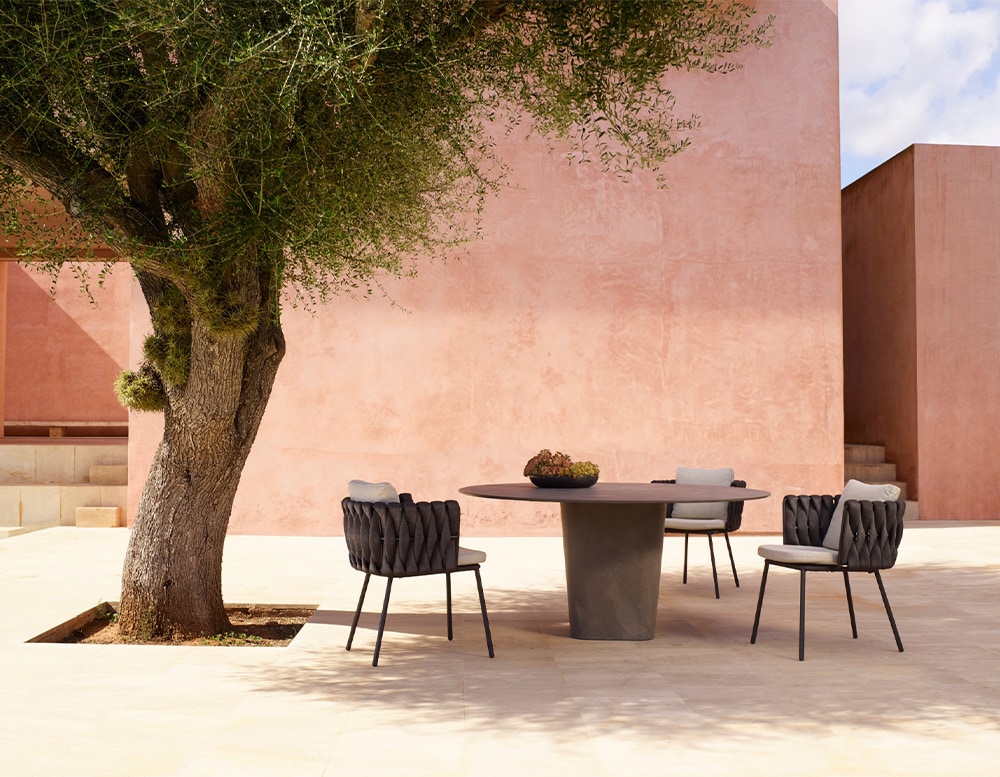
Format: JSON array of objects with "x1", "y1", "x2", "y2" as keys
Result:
[
  {"x1": 838, "y1": 500, "x2": 905, "y2": 571},
  {"x1": 726, "y1": 479, "x2": 746, "y2": 531},
  {"x1": 782, "y1": 495, "x2": 837, "y2": 546},
  {"x1": 342, "y1": 497, "x2": 460, "y2": 577}
]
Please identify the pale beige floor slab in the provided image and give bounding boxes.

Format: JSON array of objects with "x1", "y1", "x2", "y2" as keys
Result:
[{"x1": 1, "y1": 525, "x2": 999, "y2": 776}]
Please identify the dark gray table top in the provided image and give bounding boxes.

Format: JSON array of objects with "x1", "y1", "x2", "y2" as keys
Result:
[{"x1": 459, "y1": 482, "x2": 770, "y2": 504}]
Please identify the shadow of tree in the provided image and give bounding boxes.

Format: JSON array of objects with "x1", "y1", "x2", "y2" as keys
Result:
[{"x1": 233, "y1": 560, "x2": 1000, "y2": 747}]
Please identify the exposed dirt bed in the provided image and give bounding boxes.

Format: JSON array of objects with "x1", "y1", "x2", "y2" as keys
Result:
[{"x1": 56, "y1": 604, "x2": 315, "y2": 646}]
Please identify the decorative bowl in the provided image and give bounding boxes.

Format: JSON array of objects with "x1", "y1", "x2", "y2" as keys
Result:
[{"x1": 529, "y1": 474, "x2": 599, "y2": 489}]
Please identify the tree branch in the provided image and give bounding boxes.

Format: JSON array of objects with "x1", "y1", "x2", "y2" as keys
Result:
[{"x1": 0, "y1": 121, "x2": 166, "y2": 246}]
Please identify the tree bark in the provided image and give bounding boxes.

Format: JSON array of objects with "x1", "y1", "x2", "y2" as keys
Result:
[{"x1": 118, "y1": 301, "x2": 285, "y2": 638}]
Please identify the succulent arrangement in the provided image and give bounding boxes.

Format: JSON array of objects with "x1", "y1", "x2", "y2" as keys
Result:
[{"x1": 523, "y1": 449, "x2": 600, "y2": 479}]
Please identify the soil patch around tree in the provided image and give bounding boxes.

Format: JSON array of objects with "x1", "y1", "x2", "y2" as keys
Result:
[{"x1": 32, "y1": 602, "x2": 316, "y2": 646}]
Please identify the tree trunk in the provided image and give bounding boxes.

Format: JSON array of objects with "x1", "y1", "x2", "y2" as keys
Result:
[{"x1": 118, "y1": 307, "x2": 285, "y2": 638}]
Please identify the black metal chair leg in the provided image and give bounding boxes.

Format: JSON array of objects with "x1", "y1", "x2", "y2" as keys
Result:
[
  {"x1": 751, "y1": 560, "x2": 770, "y2": 643},
  {"x1": 682, "y1": 533, "x2": 690, "y2": 583},
  {"x1": 798, "y1": 569, "x2": 807, "y2": 661},
  {"x1": 707, "y1": 534, "x2": 720, "y2": 599},
  {"x1": 446, "y1": 571, "x2": 454, "y2": 641},
  {"x1": 474, "y1": 566, "x2": 495, "y2": 658},
  {"x1": 723, "y1": 531, "x2": 739, "y2": 587},
  {"x1": 843, "y1": 570, "x2": 858, "y2": 638},
  {"x1": 875, "y1": 570, "x2": 904, "y2": 652},
  {"x1": 372, "y1": 576, "x2": 394, "y2": 667},
  {"x1": 347, "y1": 572, "x2": 371, "y2": 651}
]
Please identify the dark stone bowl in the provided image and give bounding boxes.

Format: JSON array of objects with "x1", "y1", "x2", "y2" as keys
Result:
[{"x1": 528, "y1": 474, "x2": 599, "y2": 489}]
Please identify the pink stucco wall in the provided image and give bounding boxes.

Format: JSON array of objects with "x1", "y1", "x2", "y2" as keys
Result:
[
  {"x1": 129, "y1": 0, "x2": 845, "y2": 535},
  {"x1": 4, "y1": 263, "x2": 130, "y2": 425},
  {"x1": 843, "y1": 144, "x2": 1000, "y2": 520}
]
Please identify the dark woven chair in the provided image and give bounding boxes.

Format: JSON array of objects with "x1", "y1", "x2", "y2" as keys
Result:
[
  {"x1": 751, "y1": 492, "x2": 905, "y2": 661},
  {"x1": 653, "y1": 468, "x2": 746, "y2": 598},
  {"x1": 342, "y1": 493, "x2": 494, "y2": 666}
]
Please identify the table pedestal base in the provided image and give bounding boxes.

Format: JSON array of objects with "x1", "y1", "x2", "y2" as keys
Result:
[{"x1": 561, "y1": 502, "x2": 666, "y2": 640}]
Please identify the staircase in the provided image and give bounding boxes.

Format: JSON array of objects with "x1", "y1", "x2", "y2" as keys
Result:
[
  {"x1": 844, "y1": 443, "x2": 913, "y2": 511},
  {"x1": 0, "y1": 440, "x2": 128, "y2": 537}
]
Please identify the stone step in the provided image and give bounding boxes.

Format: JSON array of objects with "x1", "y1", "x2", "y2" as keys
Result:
[
  {"x1": 844, "y1": 444, "x2": 909, "y2": 503},
  {"x1": 76, "y1": 506, "x2": 123, "y2": 528},
  {"x1": 0, "y1": 484, "x2": 127, "y2": 530},
  {"x1": 0, "y1": 441, "x2": 127, "y2": 485},
  {"x1": 90, "y1": 464, "x2": 128, "y2": 486},
  {"x1": 844, "y1": 443, "x2": 886, "y2": 464},
  {"x1": 846, "y1": 461, "x2": 897, "y2": 482}
]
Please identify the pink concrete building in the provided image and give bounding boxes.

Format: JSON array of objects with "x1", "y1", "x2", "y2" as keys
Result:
[
  {"x1": 3, "y1": 1, "x2": 871, "y2": 534},
  {"x1": 842, "y1": 143, "x2": 1000, "y2": 521}
]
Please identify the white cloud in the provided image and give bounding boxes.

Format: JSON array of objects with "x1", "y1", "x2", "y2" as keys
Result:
[{"x1": 840, "y1": 0, "x2": 1000, "y2": 185}]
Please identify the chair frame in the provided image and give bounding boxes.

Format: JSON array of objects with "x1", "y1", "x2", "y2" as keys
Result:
[
  {"x1": 750, "y1": 494, "x2": 905, "y2": 661},
  {"x1": 342, "y1": 494, "x2": 494, "y2": 666},
  {"x1": 653, "y1": 478, "x2": 746, "y2": 598}
]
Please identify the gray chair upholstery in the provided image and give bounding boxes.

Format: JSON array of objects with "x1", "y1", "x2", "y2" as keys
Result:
[
  {"x1": 750, "y1": 493, "x2": 905, "y2": 660},
  {"x1": 342, "y1": 492, "x2": 494, "y2": 666},
  {"x1": 652, "y1": 475, "x2": 746, "y2": 598}
]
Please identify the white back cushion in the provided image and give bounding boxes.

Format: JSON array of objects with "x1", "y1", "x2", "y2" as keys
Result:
[
  {"x1": 670, "y1": 467, "x2": 735, "y2": 520},
  {"x1": 822, "y1": 479, "x2": 901, "y2": 549},
  {"x1": 348, "y1": 479, "x2": 400, "y2": 503}
]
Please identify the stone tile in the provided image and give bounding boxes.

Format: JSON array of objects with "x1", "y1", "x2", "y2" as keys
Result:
[
  {"x1": 73, "y1": 444, "x2": 128, "y2": 482},
  {"x1": 90, "y1": 464, "x2": 128, "y2": 485},
  {"x1": 0, "y1": 485, "x2": 21, "y2": 525},
  {"x1": 76, "y1": 506, "x2": 122, "y2": 527},
  {"x1": 34, "y1": 445, "x2": 75, "y2": 484},
  {"x1": 0, "y1": 446, "x2": 36, "y2": 483},
  {"x1": 59, "y1": 485, "x2": 104, "y2": 526},
  {"x1": 18, "y1": 485, "x2": 61, "y2": 528},
  {"x1": 100, "y1": 485, "x2": 128, "y2": 511}
]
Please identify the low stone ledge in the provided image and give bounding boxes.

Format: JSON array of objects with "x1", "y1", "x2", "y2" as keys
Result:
[
  {"x1": 90, "y1": 465, "x2": 128, "y2": 485},
  {"x1": 76, "y1": 506, "x2": 122, "y2": 528}
]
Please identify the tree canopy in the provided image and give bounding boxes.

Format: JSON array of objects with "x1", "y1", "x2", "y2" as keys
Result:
[{"x1": 1, "y1": 1, "x2": 770, "y2": 310}]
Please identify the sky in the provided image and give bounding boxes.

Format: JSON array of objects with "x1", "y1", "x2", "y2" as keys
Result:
[{"x1": 839, "y1": 0, "x2": 1000, "y2": 187}]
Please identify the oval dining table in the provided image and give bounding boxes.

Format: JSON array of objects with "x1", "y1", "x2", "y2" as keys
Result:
[{"x1": 459, "y1": 482, "x2": 770, "y2": 641}]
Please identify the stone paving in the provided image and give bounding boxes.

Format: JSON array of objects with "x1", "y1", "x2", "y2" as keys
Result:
[{"x1": 1, "y1": 523, "x2": 998, "y2": 776}]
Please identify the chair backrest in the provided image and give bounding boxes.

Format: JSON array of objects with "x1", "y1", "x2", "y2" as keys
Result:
[
  {"x1": 782, "y1": 494, "x2": 836, "y2": 546},
  {"x1": 342, "y1": 497, "x2": 461, "y2": 578},
  {"x1": 782, "y1": 494, "x2": 905, "y2": 570},
  {"x1": 652, "y1": 471, "x2": 746, "y2": 531}
]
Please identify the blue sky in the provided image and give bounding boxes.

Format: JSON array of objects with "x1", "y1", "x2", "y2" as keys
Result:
[{"x1": 839, "y1": 0, "x2": 1000, "y2": 187}]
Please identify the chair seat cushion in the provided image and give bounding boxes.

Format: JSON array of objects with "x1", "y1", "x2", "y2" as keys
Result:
[
  {"x1": 458, "y1": 546, "x2": 487, "y2": 566},
  {"x1": 758, "y1": 544, "x2": 839, "y2": 565},
  {"x1": 665, "y1": 517, "x2": 727, "y2": 531}
]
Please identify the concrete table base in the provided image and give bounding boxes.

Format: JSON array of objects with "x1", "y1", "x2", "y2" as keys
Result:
[
  {"x1": 459, "y1": 482, "x2": 769, "y2": 642},
  {"x1": 561, "y1": 502, "x2": 666, "y2": 640}
]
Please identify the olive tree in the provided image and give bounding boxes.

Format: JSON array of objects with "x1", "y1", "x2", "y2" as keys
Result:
[{"x1": 0, "y1": 0, "x2": 770, "y2": 638}]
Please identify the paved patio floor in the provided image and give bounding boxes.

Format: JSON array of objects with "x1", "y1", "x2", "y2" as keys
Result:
[{"x1": 1, "y1": 523, "x2": 998, "y2": 776}]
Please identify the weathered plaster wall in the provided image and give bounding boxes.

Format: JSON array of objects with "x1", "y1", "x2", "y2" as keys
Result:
[
  {"x1": 4, "y1": 263, "x2": 130, "y2": 424},
  {"x1": 913, "y1": 145, "x2": 1000, "y2": 519},
  {"x1": 842, "y1": 148, "x2": 919, "y2": 496},
  {"x1": 129, "y1": 0, "x2": 844, "y2": 535}
]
